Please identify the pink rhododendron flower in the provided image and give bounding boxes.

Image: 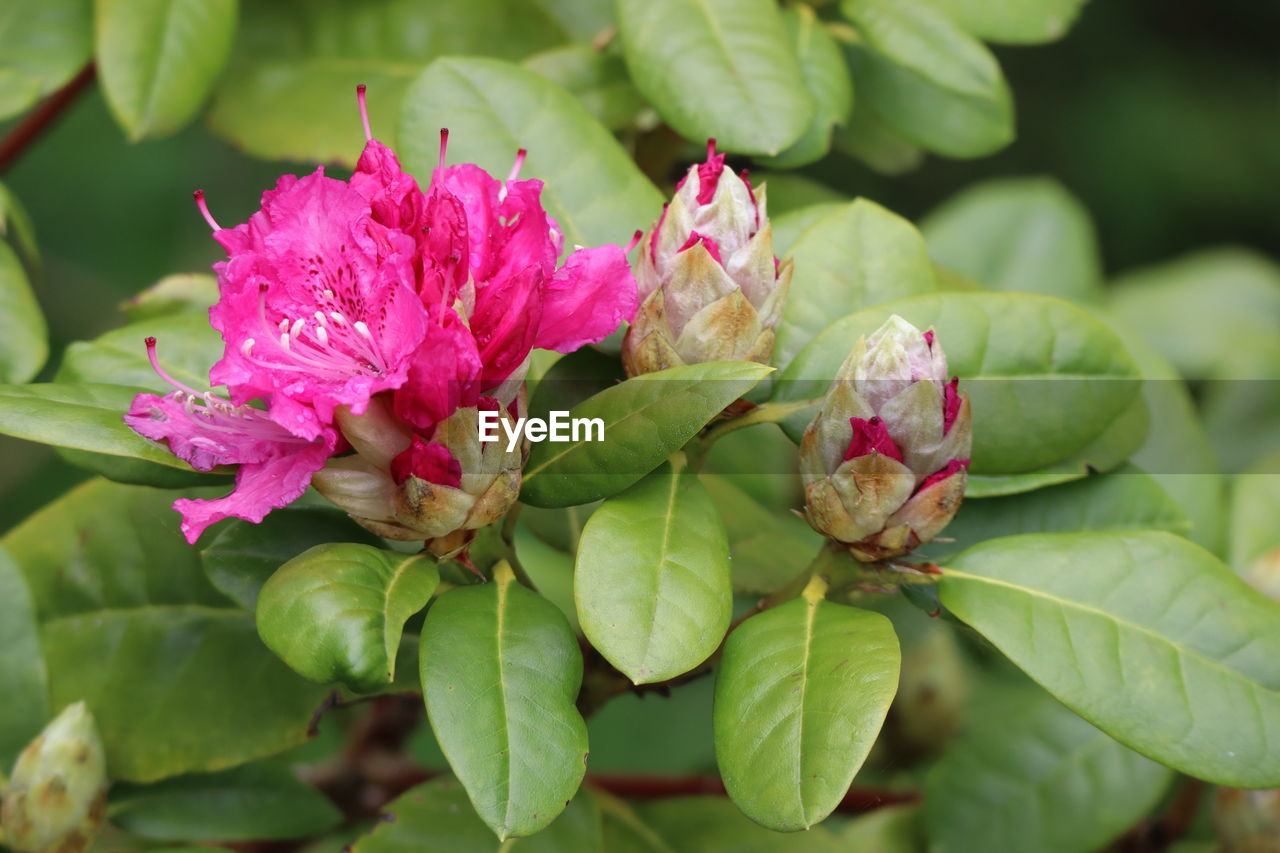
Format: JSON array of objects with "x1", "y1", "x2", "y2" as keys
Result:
[
  {"x1": 125, "y1": 85, "x2": 638, "y2": 545},
  {"x1": 125, "y1": 339, "x2": 338, "y2": 543}
]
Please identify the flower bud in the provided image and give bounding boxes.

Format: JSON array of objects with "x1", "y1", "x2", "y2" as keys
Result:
[
  {"x1": 1214, "y1": 787, "x2": 1280, "y2": 852},
  {"x1": 313, "y1": 397, "x2": 524, "y2": 556},
  {"x1": 622, "y1": 140, "x2": 791, "y2": 375},
  {"x1": 799, "y1": 315, "x2": 972, "y2": 561},
  {"x1": 1, "y1": 702, "x2": 107, "y2": 853}
]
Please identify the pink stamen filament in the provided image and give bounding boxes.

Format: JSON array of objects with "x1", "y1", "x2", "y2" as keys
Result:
[
  {"x1": 146, "y1": 337, "x2": 204, "y2": 398},
  {"x1": 356, "y1": 84, "x2": 372, "y2": 141},
  {"x1": 438, "y1": 128, "x2": 449, "y2": 170},
  {"x1": 192, "y1": 190, "x2": 220, "y2": 231},
  {"x1": 498, "y1": 148, "x2": 528, "y2": 203},
  {"x1": 624, "y1": 229, "x2": 644, "y2": 254},
  {"x1": 244, "y1": 285, "x2": 389, "y2": 380}
]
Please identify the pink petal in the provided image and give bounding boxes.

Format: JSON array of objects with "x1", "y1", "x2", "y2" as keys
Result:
[
  {"x1": 535, "y1": 245, "x2": 638, "y2": 353},
  {"x1": 943, "y1": 377, "x2": 962, "y2": 435},
  {"x1": 844, "y1": 416, "x2": 904, "y2": 463},
  {"x1": 918, "y1": 458, "x2": 970, "y2": 492},
  {"x1": 393, "y1": 305, "x2": 483, "y2": 430},
  {"x1": 390, "y1": 436, "x2": 463, "y2": 488},
  {"x1": 472, "y1": 264, "x2": 545, "y2": 388}
]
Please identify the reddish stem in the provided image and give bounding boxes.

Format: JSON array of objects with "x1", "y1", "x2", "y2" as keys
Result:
[{"x1": 0, "y1": 63, "x2": 96, "y2": 174}]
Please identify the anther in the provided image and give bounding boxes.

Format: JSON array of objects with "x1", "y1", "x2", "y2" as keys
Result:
[{"x1": 356, "y1": 84, "x2": 372, "y2": 141}]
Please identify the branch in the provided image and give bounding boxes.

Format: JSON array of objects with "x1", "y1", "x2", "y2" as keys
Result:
[{"x1": 0, "y1": 64, "x2": 96, "y2": 174}]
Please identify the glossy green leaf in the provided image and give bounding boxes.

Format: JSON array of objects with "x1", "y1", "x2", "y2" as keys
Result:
[
  {"x1": 927, "y1": 0, "x2": 1088, "y2": 44},
  {"x1": 400, "y1": 57, "x2": 662, "y2": 250},
  {"x1": 209, "y1": 0, "x2": 569, "y2": 164},
  {"x1": 774, "y1": 292, "x2": 1143, "y2": 474},
  {"x1": 420, "y1": 566, "x2": 588, "y2": 839},
  {"x1": 924, "y1": 678, "x2": 1172, "y2": 853},
  {"x1": 576, "y1": 463, "x2": 731, "y2": 684},
  {"x1": 0, "y1": 382, "x2": 213, "y2": 474},
  {"x1": 928, "y1": 466, "x2": 1188, "y2": 563},
  {"x1": 714, "y1": 593, "x2": 900, "y2": 831},
  {"x1": 963, "y1": 380, "x2": 1147, "y2": 498},
  {"x1": 0, "y1": 0, "x2": 91, "y2": 121},
  {"x1": 835, "y1": 804, "x2": 923, "y2": 852},
  {"x1": 95, "y1": 0, "x2": 238, "y2": 139},
  {"x1": 770, "y1": 202, "x2": 846, "y2": 258},
  {"x1": 522, "y1": 361, "x2": 773, "y2": 508},
  {"x1": 0, "y1": 181, "x2": 39, "y2": 264},
  {"x1": 2, "y1": 478, "x2": 228, "y2": 618},
  {"x1": 57, "y1": 312, "x2": 222, "y2": 391},
  {"x1": 109, "y1": 763, "x2": 342, "y2": 842},
  {"x1": 774, "y1": 199, "x2": 937, "y2": 370},
  {"x1": 832, "y1": 98, "x2": 924, "y2": 175},
  {"x1": 759, "y1": 7, "x2": 854, "y2": 168},
  {"x1": 200, "y1": 508, "x2": 384, "y2": 610},
  {"x1": 940, "y1": 531, "x2": 1280, "y2": 787},
  {"x1": 41, "y1": 606, "x2": 333, "y2": 782},
  {"x1": 617, "y1": 0, "x2": 812, "y2": 156},
  {"x1": 700, "y1": 474, "x2": 821, "y2": 595},
  {"x1": 513, "y1": 522, "x2": 579, "y2": 632},
  {"x1": 920, "y1": 177, "x2": 1103, "y2": 303},
  {"x1": 1109, "y1": 248, "x2": 1280, "y2": 380},
  {"x1": 638, "y1": 796, "x2": 847, "y2": 853},
  {"x1": 353, "y1": 777, "x2": 602, "y2": 852},
  {"x1": 597, "y1": 791, "x2": 677, "y2": 853},
  {"x1": 0, "y1": 239, "x2": 46, "y2": 385},
  {"x1": 120, "y1": 273, "x2": 217, "y2": 322},
  {"x1": 524, "y1": 45, "x2": 647, "y2": 132},
  {"x1": 257, "y1": 544, "x2": 436, "y2": 694},
  {"x1": 0, "y1": 546, "x2": 48, "y2": 767},
  {"x1": 1230, "y1": 455, "x2": 1280, "y2": 596},
  {"x1": 840, "y1": 0, "x2": 1013, "y2": 158}
]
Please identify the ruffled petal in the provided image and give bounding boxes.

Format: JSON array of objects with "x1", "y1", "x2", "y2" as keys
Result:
[
  {"x1": 393, "y1": 305, "x2": 483, "y2": 430},
  {"x1": 535, "y1": 244, "x2": 638, "y2": 353}
]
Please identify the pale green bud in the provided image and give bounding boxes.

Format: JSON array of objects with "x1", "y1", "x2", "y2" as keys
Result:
[{"x1": 1, "y1": 702, "x2": 107, "y2": 853}]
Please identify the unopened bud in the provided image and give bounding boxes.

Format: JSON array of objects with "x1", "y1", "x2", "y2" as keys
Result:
[
  {"x1": 1, "y1": 702, "x2": 107, "y2": 853},
  {"x1": 623, "y1": 141, "x2": 790, "y2": 375},
  {"x1": 800, "y1": 315, "x2": 972, "y2": 561}
]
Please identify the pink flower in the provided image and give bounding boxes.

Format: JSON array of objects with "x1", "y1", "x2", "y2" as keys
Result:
[
  {"x1": 124, "y1": 339, "x2": 337, "y2": 543},
  {"x1": 843, "y1": 416, "x2": 904, "y2": 462}
]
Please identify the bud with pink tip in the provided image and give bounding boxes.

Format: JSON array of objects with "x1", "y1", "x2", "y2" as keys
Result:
[
  {"x1": 799, "y1": 315, "x2": 972, "y2": 561},
  {"x1": 623, "y1": 140, "x2": 791, "y2": 374}
]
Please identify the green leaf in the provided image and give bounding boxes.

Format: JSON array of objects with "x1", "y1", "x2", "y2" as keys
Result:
[
  {"x1": 201, "y1": 508, "x2": 384, "y2": 610},
  {"x1": 927, "y1": 466, "x2": 1189, "y2": 563},
  {"x1": 758, "y1": 8, "x2": 854, "y2": 168},
  {"x1": 1109, "y1": 248, "x2": 1280, "y2": 380},
  {"x1": 924, "y1": 678, "x2": 1173, "y2": 853},
  {"x1": 257, "y1": 544, "x2": 437, "y2": 694},
  {"x1": 41, "y1": 606, "x2": 333, "y2": 782},
  {"x1": 714, "y1": 592, "x2": 900, "y2": 831},
  {"x1": 840, "y1": 0, "x2": 1013, "y2": 158},
  {"x1": 770, "y1": 202, "x2": 846, "y2": 258},
  {"x1": 939, "y1": 531, "x2": 1280, "y2": 787},
  {"x1": 700, "y1": 474, "x2": 821, "y2": 595},
  {"x1": 1230, "y1": 455, "x2": 1280, "y2": 595},
  {"x1": 576, "y1": 462, "x2": 731, "y2": 684},
  {"x1": 0, "y1": 546, "x2": 48, "y2": 767},
  {"x1": 920, "y1": 177, "x2": 1103, "y2": 303},
  {"x1": 774, "y1": 292, "x2": 1143, "y2": 474},
  {"x1": 513, "y1": 522, "x2": 579, "y2": 633},
  {"x1": 598, "y1": 791, "x2": 677, "y2": 853},
  {"x1": 0, "y1": 181, "x2": 39, "y2": 264},
  {"x1": 0, "y1": 0, "x2": 91, "y2": 121},
  {"x1": 95, "y1": 0, "x2": 238, "y2": 139},
  {"x1": 0, "y1": 240, "x2": 46, "y2": 384},
  {"x1": 109, "y1": 763, "x2": 342, "y2": 842},
  {"x1": 2, "y1": 478, "x2": 228, "y2": 618},
  {"x1": 522, "y1": 361, "x2": 773, "y2": 508},
  {"x1": 638, "y1": 796, "x2": 847, "y2": 853},
  {"x1": 524, "y1": 45, "x2": 647, "y2": 132},
  {"x1": 964, "y1": 385, "x2": 1148, "y2": 498},
  {"x1": 617, "y1": 0, "x2": 812, "y2": 156},
  {"x1": 353, "y1": 777, "x2": 602, "y2": 852},
  {"x1": 0, "y1": 382, "x2": 216, "y2": 475},
  {"x1": 400, "y1": 57, "x2": 663, "y2": 250},
  {"x1": 774, "y1": 199, "x2": 937, "y2": 370},
  {"x1": 927, "y1": 0, "x2": 1087, "y2": 44},
  {"x1": 57, "y1": 312, "x2": 222, "y2": 391},
  {"x1": 420, "y1": 567, "x2": 588, "y2": 839},
  {"x1": 208, "y1": 0, "x2": 570, "y2": 165},
  {"x1": 832, "y1": 98, "x2": 924, "y2": 176},
  {"x1": 120, "y1": 273, "x2": 217, "y2": 322}
]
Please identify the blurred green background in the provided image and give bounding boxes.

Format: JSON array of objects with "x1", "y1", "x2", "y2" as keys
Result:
[{"x1": 1, "y1": 0, "x2": 1277, "y2": 530}]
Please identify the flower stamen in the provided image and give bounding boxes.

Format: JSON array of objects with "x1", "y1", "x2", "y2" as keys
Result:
[
  {"x1": 192, "y1": 190, "x2": 220, "y2": 231},
  {"x1": 356, "y1": 84, "x2": 372, "y2": 141}
]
